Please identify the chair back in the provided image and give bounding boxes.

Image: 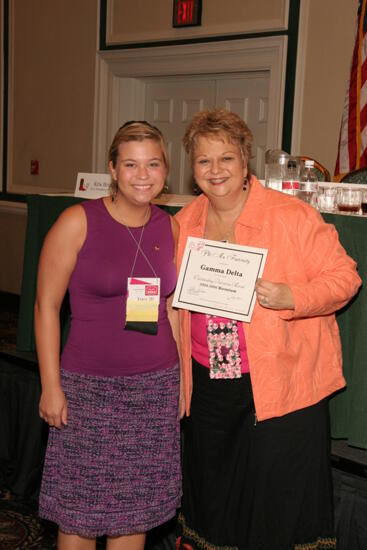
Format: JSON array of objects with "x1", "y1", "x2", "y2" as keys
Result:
[{"x1": 340, "y1": 167, "x2": 367, "y2": 184}]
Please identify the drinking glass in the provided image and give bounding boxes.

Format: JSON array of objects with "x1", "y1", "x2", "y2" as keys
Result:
[
  {"x1": 362, "y1": 189, "x2": 367, "y2": 215},
  {"x1": 336, "y1": 188, "x2": 362, "y2": 214},
  {"x1": 317, "y1": 187, "x2": 337, "y2": 212}
]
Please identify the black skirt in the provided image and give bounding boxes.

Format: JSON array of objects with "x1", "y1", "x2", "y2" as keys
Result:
[{"x1": 178, "y1": 358, "x2": 336, "y2": 550}]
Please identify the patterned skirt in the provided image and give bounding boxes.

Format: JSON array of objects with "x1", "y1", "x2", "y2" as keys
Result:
[
  {"x1": 178, "y1": 359, "x2": 336, "y2": 550},
  {"x1": 39, "y1": 365, "x2": 181, "y2": 538}
]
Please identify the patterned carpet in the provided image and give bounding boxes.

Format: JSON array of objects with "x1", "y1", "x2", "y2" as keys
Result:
[{"x1": 0, "y1": 487, "x2": 59, "y2": 549}]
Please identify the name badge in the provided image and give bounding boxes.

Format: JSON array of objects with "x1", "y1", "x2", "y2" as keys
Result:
[{"x1": 125, "y1": 277, "x2": 160, "y2": 335}]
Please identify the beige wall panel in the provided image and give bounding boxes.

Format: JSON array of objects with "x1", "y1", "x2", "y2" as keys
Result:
[
  {"x1": 298, "y1": 0, "x2": 358, "y2": 177},
  {"x1": 0, "y1": 208, "x2": 27, "y2": 295},
  {"x1": 8, "y1": 0, "x2": 98, "y2": 194},
  {"x1": 107, "y1": 0, "x2": 288, "y2": 44}
]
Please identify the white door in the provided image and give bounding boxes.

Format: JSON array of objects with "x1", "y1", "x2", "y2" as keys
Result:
[
  {"x1": 215, "y1": 73, "x2": 269, "y2": 179},
  {"x1": 144, "y1": 78, "x2": 216, "y2": 194},
  {"x1": 144, "y1": 72, "x2": 269, "y2": 194}
]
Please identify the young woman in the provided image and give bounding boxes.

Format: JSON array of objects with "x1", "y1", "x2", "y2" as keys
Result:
[{"x1": 35, "y1": 122, "x2": 181, "y2": 550}]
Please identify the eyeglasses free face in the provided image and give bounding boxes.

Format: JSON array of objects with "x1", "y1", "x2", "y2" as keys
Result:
[{"x1": 109, "y1": 120, "x2": 170, "y2": 174}]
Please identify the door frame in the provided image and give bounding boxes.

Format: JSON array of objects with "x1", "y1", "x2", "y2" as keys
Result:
[{"x1": 92, "y1": 36, "x2": 287, "y2": 181}]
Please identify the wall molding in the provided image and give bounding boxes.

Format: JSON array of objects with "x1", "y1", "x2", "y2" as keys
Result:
[
  {"x1": 0, "y1": 200, "x2": 27, "y2": 215},
  {"x1": 291, "y1": 0, "x2": 309, "y2": 155},
  {"x1": 105, "y1": 0, "x2": 289, "y2": 46}
]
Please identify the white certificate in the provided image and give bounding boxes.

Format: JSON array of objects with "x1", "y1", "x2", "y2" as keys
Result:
[{"x1": 173, "y1": 237, "x2": 268, "y2": 323}]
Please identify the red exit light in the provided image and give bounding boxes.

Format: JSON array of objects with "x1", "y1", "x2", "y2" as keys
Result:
[{"x1": 173, "y1": 0, "x2": 202, "y2": 28}]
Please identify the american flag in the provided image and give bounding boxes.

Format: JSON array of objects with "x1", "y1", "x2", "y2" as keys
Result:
[{"x1": 335, "y1": 0, "x2": 367, "y2": 177}]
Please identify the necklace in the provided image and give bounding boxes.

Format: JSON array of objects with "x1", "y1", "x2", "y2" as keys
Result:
[
  {"x1": 206, "y1": 204, "x2": 241, "y2": 243},
  {"x1": 205, "y1": 211, "x2": 234, "y2": 242},
  {"x1": 205, "y1": 191, "x2": 249, "y2": 242},
  {"x1": 213, "y1": 225, "x2": 234, "y2": 243}
]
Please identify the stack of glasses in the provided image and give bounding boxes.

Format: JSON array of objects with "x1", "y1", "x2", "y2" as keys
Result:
[{"x1": 265, "y1": 150, "x2": 367, "y2": 215}]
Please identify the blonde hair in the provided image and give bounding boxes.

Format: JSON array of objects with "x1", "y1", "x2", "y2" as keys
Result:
[
  {"x1": 183, "y1": 109, "x2": 253, "y2": 176},
  {"x1": 109, "y1": 121, "x2": 170, "y2": 196}
]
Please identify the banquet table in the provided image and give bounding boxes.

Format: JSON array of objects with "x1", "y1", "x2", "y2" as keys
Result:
[
  {"x1": 323, "y1": 212, "x2": 367, "y2": 448},
  {"x1": 15, "y1": 195, "x2": 367, "y2": 449}
]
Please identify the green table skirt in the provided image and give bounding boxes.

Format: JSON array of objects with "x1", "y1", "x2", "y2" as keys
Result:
[{"x1": 16, "y1": 196, "x2": 367, "y2": 448}]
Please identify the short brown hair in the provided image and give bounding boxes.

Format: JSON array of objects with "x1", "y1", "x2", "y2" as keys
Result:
[
  {"x1": 183, "y1": 109, "x2": 253, "y2": 174},
  {"x1": 109, "y1": 121, "x2": 170, "y2": 196}
]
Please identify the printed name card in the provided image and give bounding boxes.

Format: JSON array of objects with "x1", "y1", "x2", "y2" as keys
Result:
[{"x1": 74, "y1": 173, "x2": 111, "y2": 198}]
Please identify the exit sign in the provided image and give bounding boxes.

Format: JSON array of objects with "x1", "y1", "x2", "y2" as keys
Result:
[{"x1": 173, "y1": 0, "x2": 202, "y2": 28}]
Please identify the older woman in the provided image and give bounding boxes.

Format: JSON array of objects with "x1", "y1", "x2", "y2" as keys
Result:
[
  {"x1": 35, "y1": 121, "x2": 181, "y2": 550},
  {"x1": 175, "y1": 109, "x2": 361, "y2": 550}
]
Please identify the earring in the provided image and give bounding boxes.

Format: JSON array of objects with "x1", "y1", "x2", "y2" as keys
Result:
[
  {"x1": 193, "y1": 179, "x2": 201, "y2": 195},
  {"x1": 243, "y1": 177, "x2": 248, "y2": 190},
  {"x1": 111, "y1": 182, "x2": 118, "y2": 202},
  {"x1": 158, "y1": 183, "x2": 169, "y2": 197}
]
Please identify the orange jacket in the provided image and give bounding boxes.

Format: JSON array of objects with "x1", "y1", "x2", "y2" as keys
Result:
[{"x1": 175, "y1": 177, "x2": 362, "y2": 421}]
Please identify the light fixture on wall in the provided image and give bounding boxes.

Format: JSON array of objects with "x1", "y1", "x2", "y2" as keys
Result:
[{"x1": 172, "y1": 0, "x2": 202, "y2": 28}]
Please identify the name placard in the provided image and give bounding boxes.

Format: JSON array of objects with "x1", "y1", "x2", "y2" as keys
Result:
[{"x1": 74, "y1": 173, "x2": 111, "y2": 198}]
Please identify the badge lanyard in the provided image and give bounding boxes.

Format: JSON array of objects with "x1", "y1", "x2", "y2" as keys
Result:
[{"x1": 124, "y1": 208, "x2": 160, "y2": 335}]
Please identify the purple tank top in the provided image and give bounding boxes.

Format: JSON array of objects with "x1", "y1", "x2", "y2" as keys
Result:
[{"x1": 61, "y1": 199, "x2": 178, "y2": 376}]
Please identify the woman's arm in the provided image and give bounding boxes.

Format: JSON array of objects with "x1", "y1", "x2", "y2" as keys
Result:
[
  {"x1": 35, "y1": 205, "x2": 86, "y2": 429},
  {"x1": 255, "y1": 208, "x2": 361, "y2": 317},
  {"x1": 167, "y1": 293, "x2": 185, "y2": 419},
  {"x1": 167, "y1": 216, "x2": 185, "y2": 418}
]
